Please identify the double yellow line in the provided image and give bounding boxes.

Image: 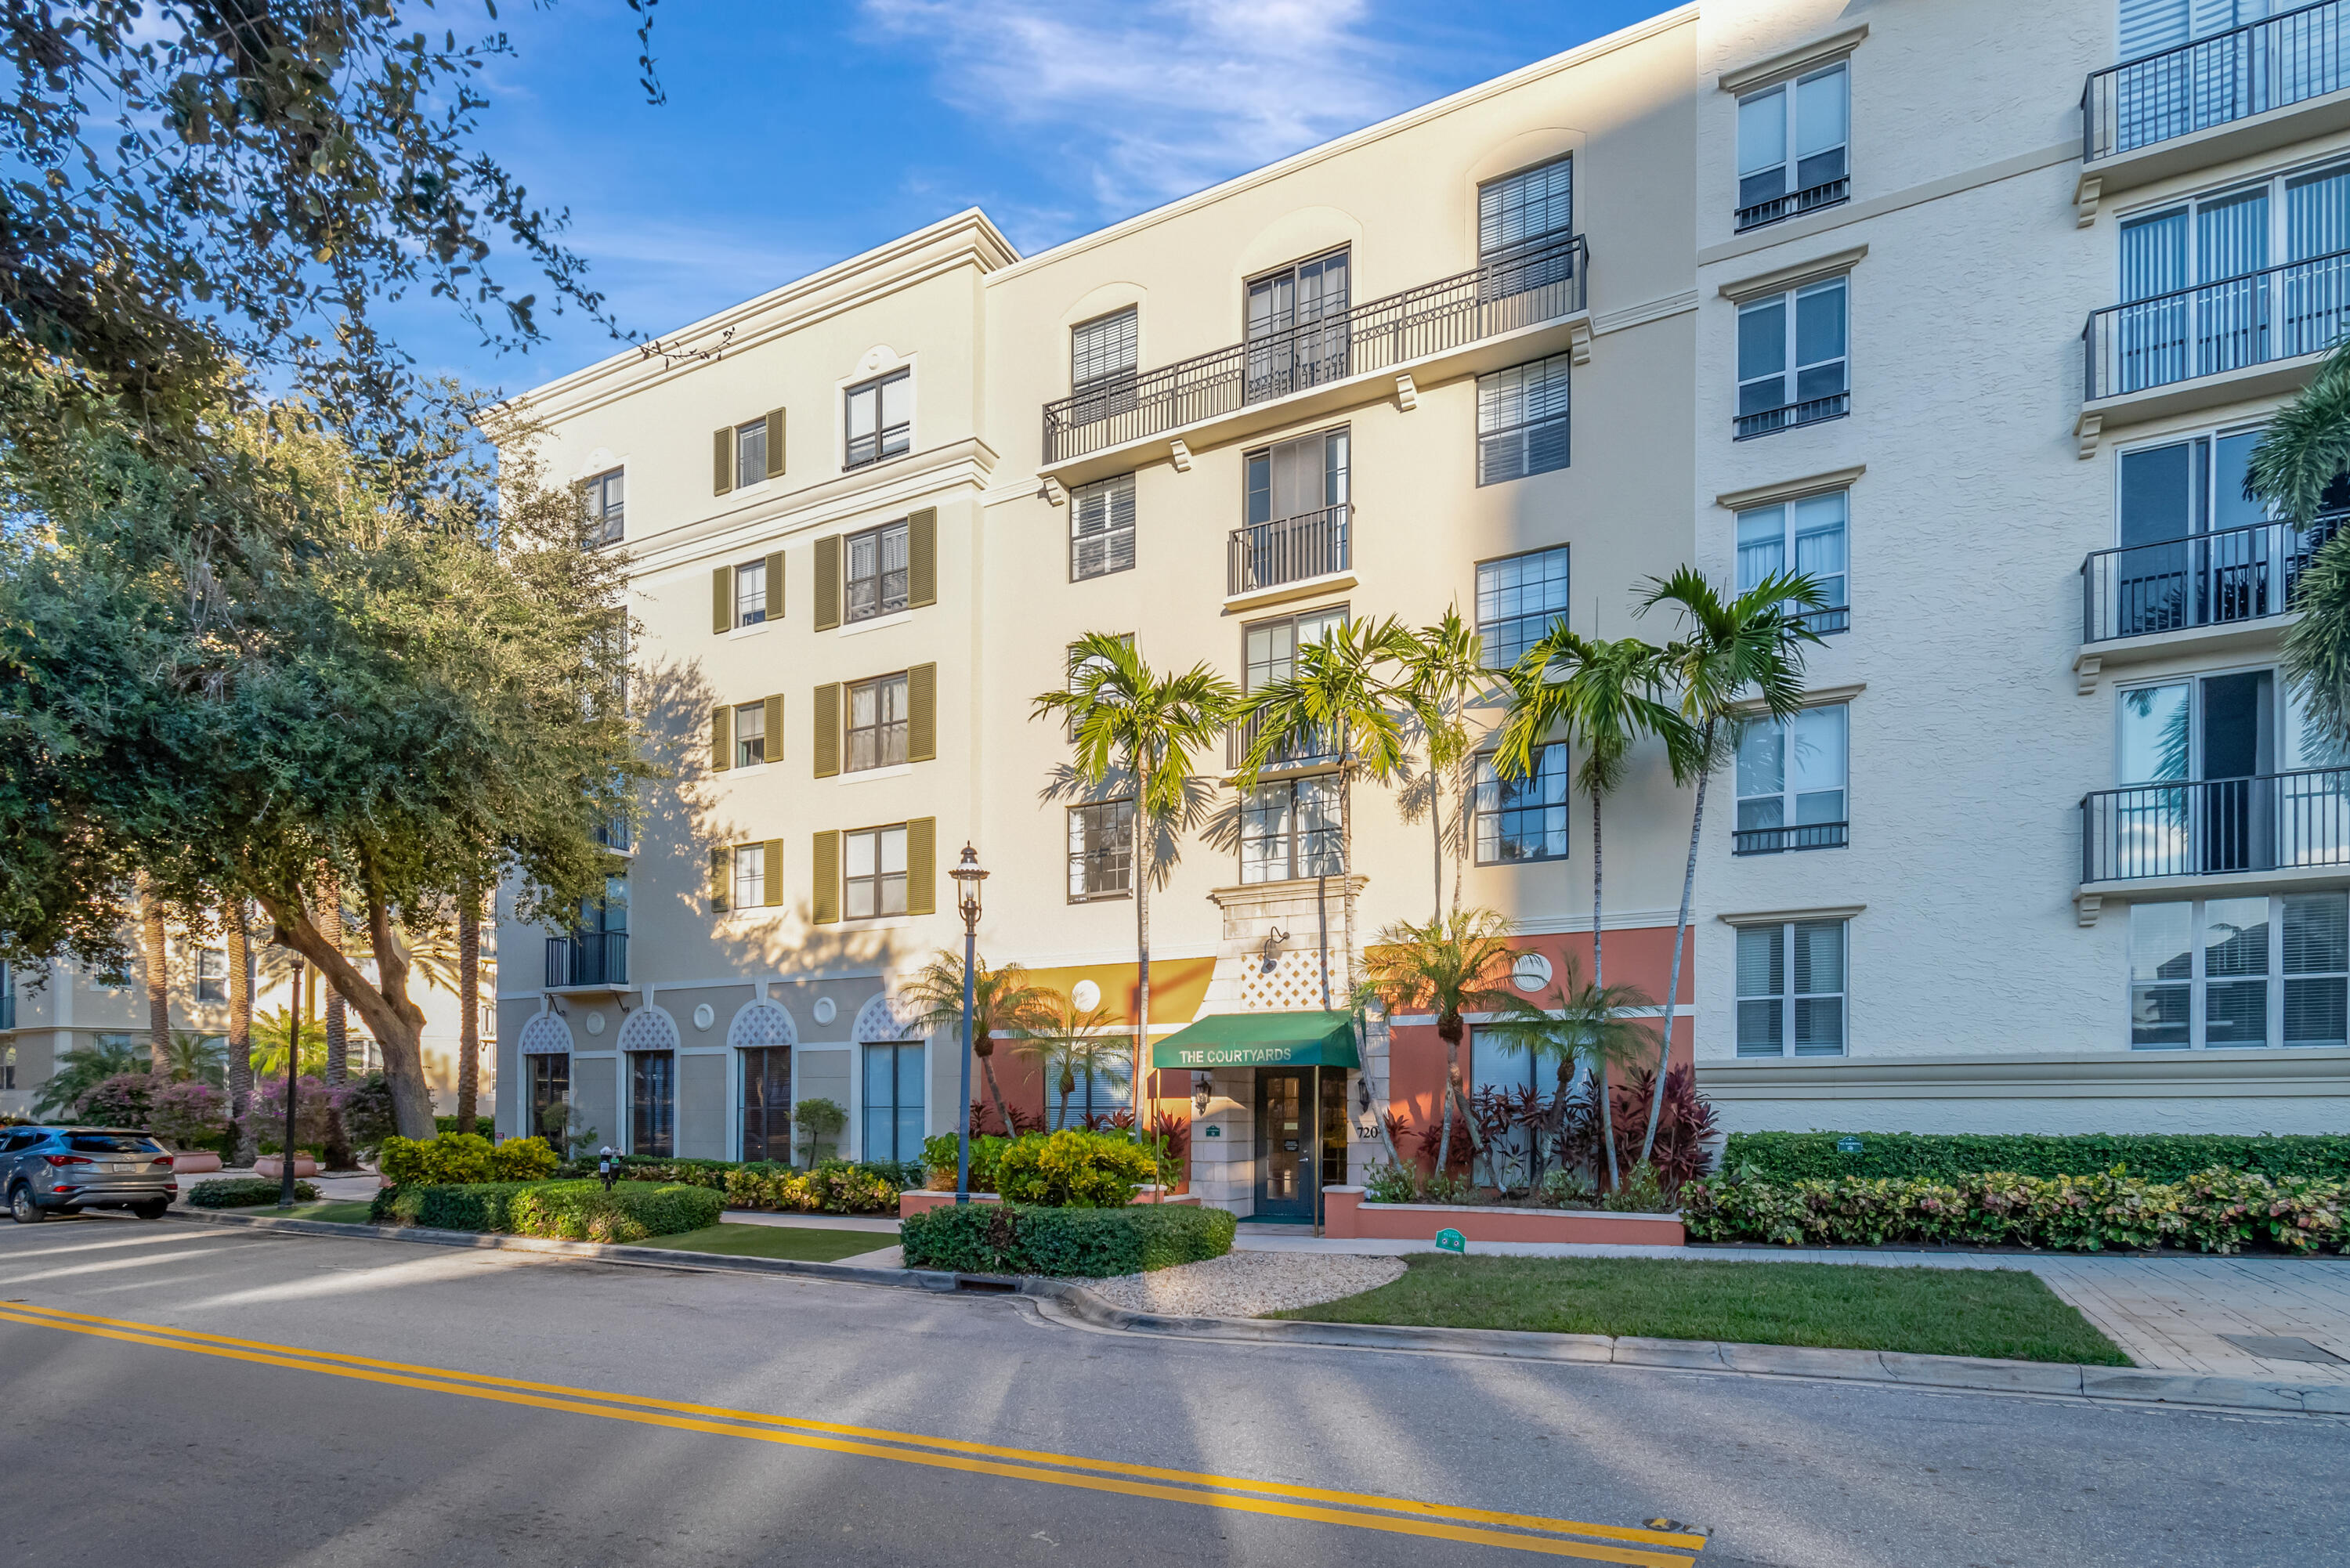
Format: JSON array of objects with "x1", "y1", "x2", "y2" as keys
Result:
[{"x1": 0, "y1": 1300, "x2": 1704, "y2": 1563}]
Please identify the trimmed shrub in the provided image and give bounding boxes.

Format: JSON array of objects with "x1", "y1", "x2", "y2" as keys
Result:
[
  {"x1": 922, "y1": 1132, "x2": 1013, "y2": 1192},
  {"x1": 1722, "y1": 1131, "x2": 2350, "y2": 1186},
  {"x1": 378, "y1": 1133, "x2": 559, "y2": 1185},
  {"x1": 995, "y1": 1130, "x2": 1156, "y2": 1208},
  {"x1": 555, "y1": 1155, "x2": 909, "y2": 1213},
  {"x1": 1682, "y1": 1166, "x2": 2349, "y2": 1254},
  {"x1": 189, "y1": 1176, "x2": 320, "y2": 1208},
  {"x1": 368, "y1": 1180, "x2": 721, "y2": 1241},
  {"x1": 900, "y1": 1201, "x2": 1236, "y2": 1277}
]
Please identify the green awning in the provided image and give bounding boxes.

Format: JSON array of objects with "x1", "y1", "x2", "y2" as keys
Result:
[{"x1": 1152, "y1": 1010, "x2": 1361, "y2": 1070}]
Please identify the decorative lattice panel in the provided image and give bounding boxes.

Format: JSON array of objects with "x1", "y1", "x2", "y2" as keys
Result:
[
  {"x1": 518, "y1": 1012, "x2": 573, "y2": 1056},
  {"x1": 728, "y1": 999, "x2": 797, "y2": 1050},
  {"x1": 1235, "y1": 948, "x2": 1341, "y2": 1013},
  {"x1": 615, "y1": 1006, "x2": 680, "y2": 1054},
  {"x1": 852, "y1": 991, "x2": 929, "y2": 1043}
]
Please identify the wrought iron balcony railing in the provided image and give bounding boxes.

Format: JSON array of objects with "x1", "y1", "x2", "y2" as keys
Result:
[
  {"x1": 1734, "y1": 821, "x2": 1849, "y2": 856},
  {"x1": 1734, "y1": 176, "x2": 1850, "y2": 233},
  {"x1": 1042, "y1": 233, "x2": 1588, "y2": 464},
  {"x1": 1733, "y1": 391, "x2": 1848, "y2": 441},
  {"x1": 1226, "y1": 708, "x2": 1342, "y2": 773},
  {"x1": 1228, "y1": 504, "x2": 1350, "y2": 595},
  {"x1": 2081, "y1": 766, "x2": 2350, "y2": 882},
  {"x1": 2083, "y1": 247, "x2": 2350, "y2": 399},
  {"x1": 2084, "y1": 1, "x2": 2350, "y2": 163},
  {"x1": 2081, "y1": 513, "x2": 2345, "y2": 643},
  {"x1": 546, "y1": 931, "x2": 628, "y2": 989}
]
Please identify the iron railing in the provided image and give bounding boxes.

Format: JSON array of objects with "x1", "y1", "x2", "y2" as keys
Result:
[
  {"x1": 1734, "y1": 391, "x2": 1848, "y2": 440},
  {"x1": 2081, "y1": 766, "x2": 2350, "y2": 881},
  {"x1": 2084, "y1": 247, "x2": 2350, "y2": 399},
  {"x1": 1735, "y1": 176, "x2": 1850, "y2": 233},
  {"x1": 2084, "y1": 1, "x2": 2350, "y2": 162},
  {"x1": 1228, "y1": 504, "x2": 1351, "y2": 595},
  {"x1": 546, "y1": 932, "x2": 628, "y2": 988},
  {"x1": 1734, "y1": 821, "x2": 1849, "y2": 855},
  {"x1": 1227, "y1": 708, "x2": 1342, "y2": 773},
  {"x1": 2081, "y1": 512, "x2": 2346, "y2": 642},
  {"x1": 1797, "y1": 605, "x2": 1850, "y2": 636},
  {"x1": 1042, "y1": 233, "x2": 1588, "y2": 463}
]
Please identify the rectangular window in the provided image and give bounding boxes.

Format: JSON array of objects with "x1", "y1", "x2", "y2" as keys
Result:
[
  {"x1": 844, "y1": 368, "x2": 912, "y2": 468},
  {"x1": 1477, "y1": 156, "x2": 1578, "y2": 300},
  {"x1": 1070, "y1": 472, "x2": 1137, "y2": 581},
  {"x1": 1245, "y1": 247, "x2": 1350, "y2": 400},
  {"x1": 628, "y1": 1050, "x2": 674, "y2": 1157},
  {"x1": 1240, "y1": 775, "x2": 1344, "y2": 885},
  {"x1": 1240, "y1": 607, "x2": 1347, "y2": 766},
  {"x1": 735, "y1": 417, "x2": 768, "y2": 488},
  {"x1": 1737, "y1": 63, "x2": 1850, "y2": 231},
  {"x1": 1070, "y1": 307, "x2": 1139, "y2": 425},
  {"x1": 843, "y1": 825, "x2": 909, "y2": 919},
  {"x1": 527, "y1": 1053, "x2": 571, "y2": 1143},
  {"x1": 586, "y1": 468, "x2": 625, "y2": 547},
  {"x1": 1736, "y1": 277, "x2": 1848, "y2": 438},
  {"x1": 2130, "y1": 893, "x2": 2348, "y2": 1049},
  {"x1": 1736, "y1": 919, "x2": 1847, "y2": 1057},
  {"x1": 1734, "y1": 704, "x2": 1849, "y2": 854},
  {"x1": 845, "y1": 519, "x2": 910, "y2": 624},
  {"x1": 1476, "y1": 354, "x2": 1571, "y2": 485},
  {"x1": 733, "y1": 700, "x2": 767, "y2": 768},
  {"x1": 1068, "y1": 800, "x2": 1136, "y2": 901},
  {"x1": 1472, "y1": 746, "x2": 1568, "y2": 864},
  {"x1": 862, "y1": 1040, "x2": 925, "y2": 1162},
  {"x1": 1476, "y1": 547, "x2": 1570, "y2": 670},
  {"x1": 733, "y1": 557, "x2": 768, "y2": 627},
  {"x1": 1736, "y1": 491, "x2": 1849, "y2": 633},
  {"x1": 846, "y1": 673, "x2": 909, "y2": 771},
  {"x1": 1238, "y1": 428, "x2": 1349, "y2": 591},
  {"x1": 197, "y1": 947, "x2": 228, "y2": 1004},
  {"x1": 732, "y1": 844, "x2": 765, "y2": 911},
  {"x1": 1045, "y1": 1059, "x2": 1135, "y2": 1132}
]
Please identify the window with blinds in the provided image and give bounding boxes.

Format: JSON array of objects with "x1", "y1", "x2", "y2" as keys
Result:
[
  {"x1": 844, "y1": 368, "x2": 912, "y2": 468},
  {"x1": 1070, "y1": 472, "x2": 1137, "y2": 580},
  {"x1": 1736, "y1": 919, "x2": 1847, "y2": 1057},
  {"x1": 1480, "y1": 156, "x2": 1573, "y2": 256},
  {"x1": 1476, "y1": 354, "x2": 1571, "y2": 483}
]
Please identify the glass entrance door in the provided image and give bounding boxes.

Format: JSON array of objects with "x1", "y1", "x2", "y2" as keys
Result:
[
  {"x1": 1253, "y1": 1068, "x2": 1314, "y2": 1221},
  {"x1": 742, "y1": 1046, "x2": 792, "y2": 1163}
]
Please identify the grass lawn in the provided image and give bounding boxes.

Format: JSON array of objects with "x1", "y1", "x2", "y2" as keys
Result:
[
  {"x1": 631, "y1": 1221, "x2": 891, "y2": 1263},
  {"x1": 1276, "y1": 1256, "x2": 2131, "y2": 1365},
  {"x1": 278, "y1": 1201, "x2": 380, "y2": 1225}
]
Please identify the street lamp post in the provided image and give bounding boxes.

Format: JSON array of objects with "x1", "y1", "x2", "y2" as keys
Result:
[{"x1": 949, "y1": 843, "x2": 989, "y2": 1205}]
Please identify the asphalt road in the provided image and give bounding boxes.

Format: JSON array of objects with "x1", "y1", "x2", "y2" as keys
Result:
[{"x1": 1, "y1": 1218, "x2": 2343, "y2": 1567}]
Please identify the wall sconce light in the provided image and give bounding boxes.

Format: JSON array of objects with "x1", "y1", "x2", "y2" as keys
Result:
[
  {"x1": 1258, "y1": 927, "x2": 1288, "y2": 973},
  {"x1": 1191, "y1": 1071, "x2": 1212, "y2": 1117}
]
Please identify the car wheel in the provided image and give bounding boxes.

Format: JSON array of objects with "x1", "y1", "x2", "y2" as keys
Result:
[
  {"x1": 8, "y1": 1185, "x2": 44, "y2": 1224},
  {"x1": 131, "y1": 1199, "x2": 170, "y2": 1220}
]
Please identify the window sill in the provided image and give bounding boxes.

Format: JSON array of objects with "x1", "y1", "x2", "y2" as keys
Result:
[
  {"x1": 1068, "y1": 890, "x2": 1134, "y2": 905},
  {"x1": 834, "y1": 915, "x2": 915, "y2": 931},
  {"x1": 840, "y1": 450, "x2": 913, "y2": 478},
  {"x1": 1472, "y1": 852, "x2": 1568, "y2": 869},
  {"x1": 727, "y1": 621, "x2": 773, "y2": 641},
  {"x1": 838, "y1": 609, "x2": 915, "y2": 638},
  {"x1": 722, "y1": 762, "x2": 772, "y2": 779},
  {"x1": 839, "y1": 763, "x2": 914, "y2": 784}
]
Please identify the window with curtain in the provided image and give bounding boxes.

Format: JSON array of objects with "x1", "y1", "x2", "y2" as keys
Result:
[
  {"x1": 732, "y1": 700, "x2": 766, "y2": 768},
  {"x1": 862, "y1": 1040, "x2": 924, "y2": 1162},
  {"x1": 1736, "y1": 491, "x2": 1848, "y2": 632},
  {"x1": 1067, "y1": 800, "x2": 1135, "y2": 901},
  {"x1": 846, "y1": 674, "x2": 908, "y2": 771},
  {"x1": 1476, "y1": 354, "x2": 1571, "y2": 484},
  {"x1": 1240, "y1": 775, "x2": 1343, "y2": 884},
  {"x1": 845, "y1": 519, "x2": 910, "y2": 623},
  {"x1": 1736, "y1": 919, "x2": 1846, "y2": 1057},
  {"x1": 1735, "y1": 705, "x2": 1849, "y2": 854},
  {"x1": 2131, "y1": 892, "x2": 2348, "y2": 1049},
  {"x1": 732, "y1": 844, "x2": 765, "y2": 910},
  {"x1": 844, "y1": 368, "x2": 911, "y2": 468},
  {"x1": 1736, "y1": 63, "x2": 1849, "y2": 230},
  {"x1": 1735, "y1": 278, "x2": 1847, "y2": 436},
  {"x1": 1070, "y1": 472, "x2": 1137, "y2": 580},
  {"x1": 734, "y1": 417, "x2": 768, "y2": 487}
]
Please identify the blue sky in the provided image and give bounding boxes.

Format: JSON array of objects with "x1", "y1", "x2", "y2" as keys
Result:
[{"x1": 406, "y1": 0, "x2": 1660, "y2": 396}]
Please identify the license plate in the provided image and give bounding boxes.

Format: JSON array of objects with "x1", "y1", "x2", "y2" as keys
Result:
[{"x1": 100, "y1": 1162, "x2": 126, "y2": 1174}]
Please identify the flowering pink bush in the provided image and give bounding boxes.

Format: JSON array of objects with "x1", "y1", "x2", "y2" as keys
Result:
[
  {"x1": 148, "y1": 1082, "x2": 227, "y2": 1149},
  {"x1": 78, "y1": 1072, "x2": 161, "y2": 1129},
  {"x1": 251, "y1": 1075, "x2": 333, "y2": 1152}
]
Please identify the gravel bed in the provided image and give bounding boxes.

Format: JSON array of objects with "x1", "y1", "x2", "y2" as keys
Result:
[{"x1": 1083, "y1": 1250, "x2": 1406, "y2": 1319}]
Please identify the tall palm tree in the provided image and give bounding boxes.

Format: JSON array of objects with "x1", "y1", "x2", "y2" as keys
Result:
[
  {"x1": 456, "y1": 883, "x2": 482, "y2": 1136},
  {"x1": 1354, "y1": 909, "x2": 1545, "y2": 1178},
  {"x1": 316, "y1": 873, "x2": 355, "y2": 1168},
  {"x1": 906, "y1": 948, "x2": 1056, "y2": 1136},
  {"x1": 1018, "y1": 992, "x2": 1132, "y2": 1130},
  {"x1": 225, "y1": 898, "x2": 256, "y2": 1165},
  {"x1": 1034, "y1": 634, "x2": 1236, "y2": 1118},
  {"x1": 139, "y1": 872, "x2": 170, "y2": 1073},
  {"x1": 2249, "y1": 349, "x2": 2350, "y2": 748},
  {"x1": 1393, "y1": 608, "x2": 1486, "y2": 921},
  {"x1": 1494, "y1": 627, "x2": 1685, "y2": 1188},
  {"x1": 1636, "y1": 566, "x2": 1823, "y2": 1164}
]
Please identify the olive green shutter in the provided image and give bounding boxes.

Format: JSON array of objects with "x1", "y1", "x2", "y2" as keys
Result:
[
  {"x1": 762, "y1": 839, "x2": 783, "y2": 908},
  {"x1": 710, "y1": 846, "x2": 730, "y2": 913},
  {"x1": 762, "y1": 549, "x2": 785, "y2": 619},
  {"x1": 812, "y1": 683, "x2": 841, "y2": 778},
  {"x1": 764, "y1": 694, "x2": 785, "y2": 762},
  {"x1": 712, "y1": 565, "x2": 732, "y2": 634},
  {"x1": 812, "y1": 831, "x2": 841, "y2": 925},
  {"x1": 907, "y1": 663, "x2": 937, "y2": 763},
  {"x1": 906, "y1": 817, "x2": 937, "y2": 916},
  {"x1": 714, "y1": 428, "x2": 734, "y2": 495},
  {"x1": 711, "y1": 704, "x2": 732, "y2": 772},
  {"x1": 765, "y1": 408, "x2": 786, "y2": 479},
  {"x1": 907, "y1": 508, "x2": 938, "y2": 609},
  {"x1": 813, "y1": 534, "x2": 841, "y2": 631}
]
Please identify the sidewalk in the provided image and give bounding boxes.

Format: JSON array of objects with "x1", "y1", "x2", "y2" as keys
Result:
[{"x1": 1229, "y1": 1227, "x2": 2350, "y2": 1385}]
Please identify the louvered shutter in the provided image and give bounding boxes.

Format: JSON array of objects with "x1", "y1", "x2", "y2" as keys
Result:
[
  {"x1": 814, "y1": 535, "x2": 841, "y2": 630},
  {"x1": 714, "y1": 428, "x2": 734, "y2": 495},
  {"x1": 710, "y1": 846, "x2": 730, "y2": 913},
  {"x1": 764, "y1": 694, "x2": 784, "y2": 761},
  {"x1": 765, "y1": 408, "x2": 786, "y2": 479},
  {"x1": 812, "y1": 832, "x2": 841, "y2": 925},
  {"x1": 906, "y1": 818, "x2": 937, "y2": 916},
  {"x1": 763, "y1": 549, "x2": 785, "y2": 618},
  {"x1": 907, "y1": 508, "x2": 937, "y2": 608},
  {"x1": 813, "y1": 684, "x2": 841, "y2": 777},
  {"x1": 763, "y1": 840, "x2": 783, "y2": 908},
  {"x1": 713, "y1": 565, "x2": 732, "y2": 634},
  {"x1": 907, "y1": 663, "x2": 938, "y2": 763},
  {"x1": 711, "y1": 704, "x2": 732, "y2": 772}
]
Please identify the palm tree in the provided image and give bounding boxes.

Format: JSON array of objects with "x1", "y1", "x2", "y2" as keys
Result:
[
  {"x1": 30, "y1": 1037, "x2": 142, "y2": 1120},
  {"x1": 1354, "y1": 909, "x2": 1546, "y2": 1179},
  {"x1": 1636, "y1": 567, "x2": 1823, "y2": 1164},
  {"x1": 1392, "y1": 609, "x2": 1486, "y2": 921},
  {"x1": 162, "y1": 1031, "x2": 226, "y2": 1084},
  {"x1": 1034, "y1": 634, "x2": 1236, "y2": 1118},
  {"x1": 1494, "y1": 627, "x2": 1687, "y2": 1189},
  {"x1": 139, "y1": 872, "x2": 170, "y2": 1073},
  {"x1": 2249, "y1": 350, "x2": 2350, "y2": 748},
  {"x1": 456, "y1": 883, "x2": 482, "y2": 1136},
  {"x1": 1491, "y1": 956, "x2": 1656, "y2": 1180},
  {"x1": 1018, "y1": 993, "x2": 1133, "y2": 1129},
  {"x1": 905, "y1": 948, "x2": 1056, "y2": 1136},
  {"x1": 224, "y1": 898, "x2": 256, "y2": 1164}
]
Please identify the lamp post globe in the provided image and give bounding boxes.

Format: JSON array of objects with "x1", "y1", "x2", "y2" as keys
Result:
[{"x1": 948, "y1": 844, "x2": 989, "y2": 1203}]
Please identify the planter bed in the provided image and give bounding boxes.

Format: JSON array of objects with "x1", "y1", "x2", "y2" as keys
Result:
[
  {"x1": 1324, "y1": 1187, "x2": 1683, "y2": 1246},
  {"x1": 900, "y1": 1185, "x2": 1196, "y2": 1218}
]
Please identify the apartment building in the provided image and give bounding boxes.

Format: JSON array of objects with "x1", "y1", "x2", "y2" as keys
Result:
[{"x1": 495, "y1": 0, "x2": 2350, "y2": 1212}]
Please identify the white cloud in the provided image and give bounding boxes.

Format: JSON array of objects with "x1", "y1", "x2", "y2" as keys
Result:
[{"x1": 859, "y1": 0, "x2": 1424, "y2": 221}]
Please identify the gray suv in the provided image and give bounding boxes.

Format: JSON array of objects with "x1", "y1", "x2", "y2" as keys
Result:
[{"x1": 2, "y1": 1126, "x2": 179, "y2": 1222}]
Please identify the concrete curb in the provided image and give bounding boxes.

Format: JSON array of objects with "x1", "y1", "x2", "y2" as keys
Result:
[{"x1": 1027, "y1": 1278, "x2": 2350, "y2": 1417}]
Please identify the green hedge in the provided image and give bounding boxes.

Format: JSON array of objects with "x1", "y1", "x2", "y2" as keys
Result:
[
  {"x1": 368, "y1": 1180, "x2": 722, "y2": 1243},
  {"x1": 1683, "y1": 1167, "x2": 2347, "y2": 1254},
  {"x1": 553, "y1": 1154, "x2": 920, "y2": 1208},
  {"x1": 899, "y1": 1201, "x2": 1235, "y2": 1277},
  {"x1": 1720, "y1": 1131, "x2": 2350, "y2": 1185},
  {"x1": 188, "y1": 1176, "x2": 320, "y2": 1208}
]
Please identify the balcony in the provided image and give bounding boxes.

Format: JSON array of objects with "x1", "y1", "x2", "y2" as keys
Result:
[
  {"x1": 1228, "y1": 504, "x2": 1350, "y2": 598},
  {"x1": 1734, "y1": 176, "x2": 1850, "y2": 234},
  {"x1": 2081, "y1": 513, "x2": 2344, "y2": 656},
  {"x1": 2080, "y1": 251, "x2": 2350, "y2": 434},
  {"x1": 1733, "y1": 391, "x2": 1848, "y2": 442},
  {"x1": 545, "y1": 931, "x2": 628, "y2": 991},
  {"x1": 2081, "y1": 768, "x2": 2350, "y2": 887},
  {"x1": 1734, "y1": 822, "x2": 1849, "y2": 855},
  {"x1": 1039, "y1": 234, "x2": 1588, "y2": 485},
  {"x1": 1226, "y1": 709, "x2": 1341, "y2": 775}
]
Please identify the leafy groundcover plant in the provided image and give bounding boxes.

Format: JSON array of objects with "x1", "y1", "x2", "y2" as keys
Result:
[
  {"x1": 188, "y1": 1176, "x2": 320, "y2": 1208},
  {"x1": 901, "y1": 1202, "x2": 1235, "y2": 1277},
  {"x1": 368, "y1": 1180, "x2": 722, "y2": 1243}
]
